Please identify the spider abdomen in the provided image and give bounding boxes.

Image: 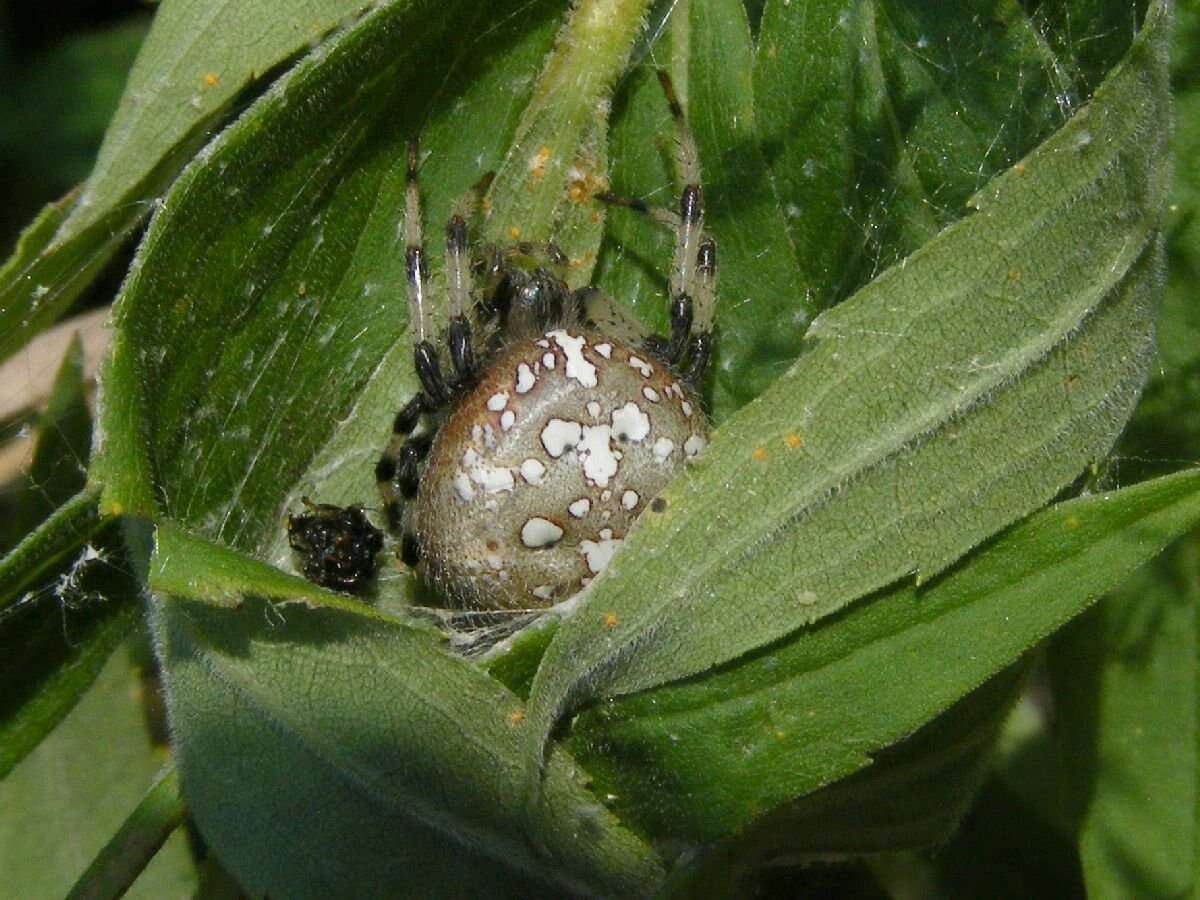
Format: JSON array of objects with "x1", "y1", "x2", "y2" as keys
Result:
[{"x1": 413, "y1": 327, "x2": 707, "y2": 609}]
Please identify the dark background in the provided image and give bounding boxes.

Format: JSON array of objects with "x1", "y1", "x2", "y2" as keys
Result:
[{"x1": 0, "y1": 0, "x2": 150, "y2": 254}]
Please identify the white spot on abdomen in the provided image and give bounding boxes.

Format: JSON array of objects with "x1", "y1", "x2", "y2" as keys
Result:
[
  {"x1": 515, "y1": 363, "x2": 536, "y2": 394},
  {"x1": 569, "y1": 498, "x2": 591, "y2": 518},
  {"x1": 611, "y1": 402, "x2": 650, "y2": 443},
  {"x1": 461, "y1": 448, "x2": 515, "y2": 493},
  {"x1": 653, "y1": 437, "x2": 675, "y2": 462},
  {"x1": 549, "y1": 330, "x2": 597, "y2": 387},
  {"x1": 621, "y1": 490, "x2": 639, "y2": 509},
  {"x1": 521, "y1": 517, "x2": 564, "y2": 548},
  {"x1": 580, "y1": 528, "x2": 621, "y2": 574},
  {"x1": 628, "y1": 355, "x2": 653, "y2": 377},
  {"x1": 487, "y1": 391, "x2": 509, "y2": 411},
  {"x1": 453, "y1": 472, "x2": 475, "y2": 501},
  {"x1": 684, "y1": 434, "x2": 707, "y2": 458},
  {"x1": 578, "y1": 424, "x2": 619, "y2": 487},
  {"x1": 541, "y1": 418, "x2": 582, "y2": 457},
  {"x1": 520, "y1": 458, "x2": 546, "y2": 484}
]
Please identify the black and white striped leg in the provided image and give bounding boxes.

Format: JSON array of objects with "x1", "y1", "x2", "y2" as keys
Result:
[
  {"x1": 595, "y1": 71, "x2": 717, "y2": 383},
  {"x1": 379, "y1": 142, "x2": 485, "y2": 542},
  {"x1": 680, "y1": 238, "x2": 716, "y2": 384},
  {"x1": 445, "y1": 214, "x2": 477, "y2": 390},
  {"x1": 376, "y1": 393, "x2": 430, "y2": 530}
]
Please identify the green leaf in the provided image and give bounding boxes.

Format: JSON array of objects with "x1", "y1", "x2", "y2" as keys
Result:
[
  {"x1": 149, "y1": 531, "x2": 663, "y2": 896},
  {"x1": 0, "y1": 650, "x2": 197, "y2": 898},
  {"x1": 151, "y1": 519, "x2": 396, "y2": 623},
  {"x1": 1163, "y1": 2, "x2": 1200, "y2": 375},
  {"x1": 752, "y1": 1, "x2": 1078, "y2": 313},
  {"x1": 0, "y1": 488, "x2": 105, "y2": 616},
  {"x1": 66, "y1": 764, "x2": 186, "y2": 900},
  {"x1": 565, "y1": 467, "x2": 1200, "y2": 844},
  {"x1": 688, "y1": 0, "x2": 812, "y2": 413},
  {"x1": 522, "y1": 0, "x2": 1171, "y2": 779},
  {"x1": 1049, "y1": 535, "x2": 1199, "y2": 898},
  {"x1": 63, "y1": 0, "x2": 381, "y2": 240},
  {"x1": 0, "y1": 513, "x2": 139, "y2": 781},
  {"x1": 664, "y1": 663, "x2": 1028, "y2": 896},
  {"x1": 0, "y1": 1, "x2": 385, "y2": 366},
  {"x1": 0, "y1": 338, "x2": 136, "y2": 779},
  {"x1": 0, "y1": 195, "x2": 132, "y2": 368}
]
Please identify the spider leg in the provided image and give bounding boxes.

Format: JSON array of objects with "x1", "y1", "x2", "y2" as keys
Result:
[
  {"x1": 658, "y1": 71, "x2": 704, "y2": 316},
  {"x1": 656, "y1": 70, "x2": 716, "y2": 383},
  {"x1": 381, "y1": 152, "x2": 491, "y2": 533},
  {"x1": 451, "y1": 171, "x2": 506, "y2": 344},
  {"x1": 445, "y1": 215, "x2": 477, "y2": 388},
  {"x1": 681, "y1": 238, "x2": 716, "y2": 384},
  {"x1": 401, "y1": 532, "x2": 421, "y2": 567},
  {"x1": 593, "y1": 72, "x2": 718, "y2": 382},
  {"x1": 405, "y1": 139, "x2": 454, "y2": 408},
  {"x1": 376, "y1": 393, "x2": 431, "y2": 528},
  {"x1": 594, "y1": 192, "x2": 680, "y2": 228}
]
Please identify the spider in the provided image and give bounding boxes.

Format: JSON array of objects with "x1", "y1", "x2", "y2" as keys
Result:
[{"x1": 290, "y1": 72, "x2": 715, "y2": 608}]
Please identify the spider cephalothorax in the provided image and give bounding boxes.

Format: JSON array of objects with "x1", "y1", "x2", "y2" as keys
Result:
[{"x1": 290, "y1": 72, "x2": 716, "y2": 609}]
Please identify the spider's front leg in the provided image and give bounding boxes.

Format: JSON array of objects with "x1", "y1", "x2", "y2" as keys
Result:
[
  {"x1": 597, "y1": 71, "x2": 717, "y2": 385},
  {"x1": 657, "y1": 70, "x2": 716, "y2": 385},
  {"x1": 376, "y1": 140, "x2": 481, "y2": 545}
]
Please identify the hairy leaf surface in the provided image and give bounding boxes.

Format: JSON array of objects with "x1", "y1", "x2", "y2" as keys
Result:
[{"x1": 523, "y1": 0, "x2": 1170, "y2": 775}]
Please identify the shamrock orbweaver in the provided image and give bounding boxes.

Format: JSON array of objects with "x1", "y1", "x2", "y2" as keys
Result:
[{"x1": 289, "y1": 72, "x2": 715, "y2": 609}]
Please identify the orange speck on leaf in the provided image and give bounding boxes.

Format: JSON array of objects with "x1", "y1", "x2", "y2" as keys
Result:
[
  {"x1": 1064, "y1": 515, "x2": 1080, "y2": 529},
  {"x1": 508, "y1": 225, "x2": 521, "y2": 239},
  {"x1": 602, "y1": 612, "x2": 619, "y2": 628},
  {"x1": 1008, "y1": 268, "x2": 1021, "y2": 281},
  {"x1": 203, "y1": 72, "x2": 218, "y2": 87},
  {"x1": 784, "y1": 432, "x2": 802, "y2": 449},
  {"x1": 508, "y1": 709, "x2": 525, "y2": 726},
  {"x1": 529, "y1": 145, "x2": 552, "y2": 181},
  {"x1": 752, "y1": 446, "x2": 768, "y2": 462},
  {"x1": 1013, "y1": 160, "x2": 1027, "y2": 175}
]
